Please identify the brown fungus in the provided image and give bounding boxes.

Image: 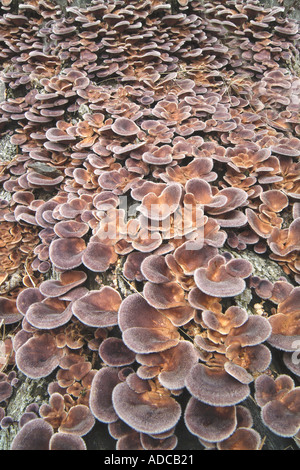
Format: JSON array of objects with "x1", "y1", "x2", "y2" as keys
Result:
[
  {"x1": 39, "y1": 270, "x2": 87, "y2": 297},
  {"x1": 0, "y1": 0, "x2": 299, "y2": 452},
  {"x1": 184, "y1": 397, "x2": 237, "y2": 443},
  {"x1": 72, "y1": 287, "x2": 122, "y2": 328},
  {"x1": 15, "y1": 333, "x2": 63, "y2": 379},
  {"x1": 49, "y1": 432, "x2": 87, "y2": 451},
  {"x1": 11, "y1": 418, "x2": 54, "y2": 450},
  {"x1": 49, "y1": 237, "x2": 86, "y2": 270},
  {"x1": 185, "y1": 364, "x2": 250, "y2": 407},
  {"x1": 118, "y1": 294, "x2": 180, "y2": 354},
  {"x1": 194, "y1": 254, "x2": 252, "y2": 297},
  {"x1": 0, "y1": 297, "x2": 23, "y2": 324},
  {"x1": 112, "y1": 380, "x2": 181, "y2": 435},
  {"x1": 255, "y1": 374, "x2": 300, "y2": 437},
  {"x1": 99, "y1": 337, "x2": 136, "y2": 367},
  {"x1": 89, "y1": 367, "x2": 122, "y2": 424},
  {"x1": 216, "y1": 427, "x2": 261, "y2": 450}
]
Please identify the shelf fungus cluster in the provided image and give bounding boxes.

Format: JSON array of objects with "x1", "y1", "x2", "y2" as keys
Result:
[{"x1": 0, "y1": 0, "x2": 299, "y2": 451}]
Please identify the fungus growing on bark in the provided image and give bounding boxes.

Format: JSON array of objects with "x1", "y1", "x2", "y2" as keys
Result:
[
  {"x1": 267, "y1": 286, "x2": 300, "y2": 353},
  {"x1": 72, "y1": 287, "x2": 122, "y2": 328},
  {"x1": 112, "y1": 380, "x2": 181, "y2": 435},
  {"x1": 58, "y1": 404, "x2": 95, "y2": 436},
  {"x1": 217, "y1": 427, "x2": 261, "y2": 450},
  {"x1": 0, "y1": 0, "x2": 299, "y2": 452},
  {"x1": 111, "y1": 117, "x2": 140, "y2": 137},
  {"x1": 49, "y1": 433, "x2": 87, "y2": 450},
  {"x1": 99, "y1": 338, "x2": 136, "y2": 367},
  {"x1": 81, "y1": 240, "x2": 117, "y2": 272},
  {"x1": 137, "y1": 183, "x2": 182, "y2": 221},
  {"x1": 194, "y1": 254, "x2": 252, "y2": 297},
  {"x1": 25, "y1": 297, "x2": 73, "y2": 330},
  {"x1": 184, "y1": 398, "x2": 237, "y2": 442},
  {"x1": 39, "y1": 270, "x2": 87, "y2": 297},
  {"x1": 15, "y1": 333, "x2": 62, "y2": 379},
  {"x1": 185, "y1": 364, "x2": 250, "y2": 407},
  {"x1": 0, "y1": 297, "x2": 23, "y2": 324},
  {"x1": 49, "y1": 237, "x2": 86, "y2": 270},
  {"x1": 11, "y1": 418, "x2": 54, "y2": 450},
  {"x1": 89, "y1": 367, "x2": 121, "y2": 424},
  {"x1": 118, "y1": 293, "x2": 180, "y2": 354},
  {"x1": 137, "y1": 340, "x2": 199, "y2": 390},
  {"x1": 255, "y1": 374, "x2": 300, "y2": 437},
  {"x1": 0, "y1": 374, "x2": 13, "y2": 403}
]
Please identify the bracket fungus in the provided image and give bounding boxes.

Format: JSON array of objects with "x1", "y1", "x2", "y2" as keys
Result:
[
  {"x1": 0, "y1": 0, "x2": 299, "y2": 452},
  {"x1": 194, "y1": 254, "x2": 253, "y2": 297},
  {"x1": 255, "y1": 374, "x2": 300, "y2": 438},
  {"x1": 112, "y1": 377, "x2": 182, "y2": 435},
  {"x1": 72, "y1": 287, "x2": 122, "y2": 328},
  {"x1": 11, "y1": 418, "x2": 54, "y2": 451}
]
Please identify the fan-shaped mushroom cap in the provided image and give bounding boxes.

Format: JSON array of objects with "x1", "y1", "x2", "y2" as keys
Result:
[
  {"x1": 268, "y1": 219, "x2": 300, "y2": 257},
  {"x1": 112, "y1": 381, "x2": 181, "y2": 434},
  {"x1": 277, "y1": 286, "x2": 300, "y2": 316},
  {"x1": 72, "y1": 287, "x2": 122, "y2": 327},
  {"x1": 260, "y1": 190, "x2": 289, "y2": 212},
  {"x1": 111, "y1": 117, "x2": 139, "y2": 136},
  {"x1": 224, "y1": 362, "x2": 254, "y2": 385},
  {"x1": 15, "y1": 333, "x2": 62, "y2": 379},
  {"x1": 140, "y1": 433, "x2": 177, "y2": 450},
  {"x1": 39, "y1": 270, "x2": 87, "y2": 297},
  {"x1": 131, "y1": 229, "x2": 162, "y2": 253},
  {"x1": 185, "y1": 363, "x2": 250, "y2": 406},
  {"x1": 267, "y1": 312, "x2": 300, "y2": 352},
  {"x1": 217, "y1": 427, "x2": 261, "y2": 450},
  {"x1": 0, "y1": 379, "x2": 12, "y2": 403},
  {"x1": 54, "y1": 220, "x2": 89, "y2": 238},
  {"x1": 137, "y1": 340, "x2": 199, "y2": 390},
  {"x1": 89, "y1": 367, "x2": 121, "y2": 423},
  {"x1": 246, "y1": 208, "x2": 273, "y2": 238},
  {"x1": 184, "y1": 397, "x2": 237, "y2": 442},
  {"x1": 99, "y1": 337, "x2": 136, "y2": 367},
  {"x1": 261, "y1": 388, "x2": 300, "y2": 437},
  {"x1": 185, "y1": 178, "x2": 227, "y2": 208},
  {"x1": 202, "y1": 306, "x2": 248, "y2": 335},
  {"x1": 140, "y1": 255, "x2": 174, "y2": 283},
  {"x1": 118, "y1": 294, "x2": 180, "y2": 354},
  {"x1": 194, "y1": 255, "x2": 252, "y2": 297},
  {"x1": 283, "y1": 352, "x2": 300, "y2": 377},
  {"x1": 49, "y1": 237, "x2": 86, "y2": 270},
  {"x1": 49, "y1": 432, "x2": 87, "y2": 450},
  {"x1": 25, "y1": 297, "x2": 73, "y2": 330},
  {"x1": 255, "y1": 374, "x2": 295, "y2": 407},
  {"x1": 11, "y1": 418, "x2": 53, "y2": 450},
  {"x1": 82, "y1": 240, "x2": 117, "y2": 272},
  {"x1": 0, "y1": 297, "x2": 23, "y2": 324},
  {"x1": 123, "y1": 251, "x2": 149, "y2": 282},
  {"x1": 58, "y1": 405, "x2": 95, "y2": 436},
  {"x1": 143, "y1": 281, "x2": 186, "y2": 309},
  {"x1": 137, "y1": 183, "x2": 182, "y2": 221},
  {"x1": 226, "y1": 315, "x2": 272, "y2": 347}
]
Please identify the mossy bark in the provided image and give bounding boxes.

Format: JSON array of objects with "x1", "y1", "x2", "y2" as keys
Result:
[{"x1": 0, "y1": 375, "x2": 51, "y2": 450}]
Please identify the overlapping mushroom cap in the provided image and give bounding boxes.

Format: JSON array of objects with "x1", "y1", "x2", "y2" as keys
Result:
[
  {"x1": 0, "y1": 0, "x2": 299, "y2": 452},
  {"x1": 72, "y1": 287, "x2": 122, "y2": 328},
  {"x1": 112, "y1": 378, "x2": 181, "y2": 435},
  {"x1": 255, "y1": 374, "x2": 300, "y2": 438},
  {"x1": 118, "y1": 294, "x2": 180, "y2": 354},
  {"x1": 194, "y1": 254, "x2": 253, "y2": 297}
]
